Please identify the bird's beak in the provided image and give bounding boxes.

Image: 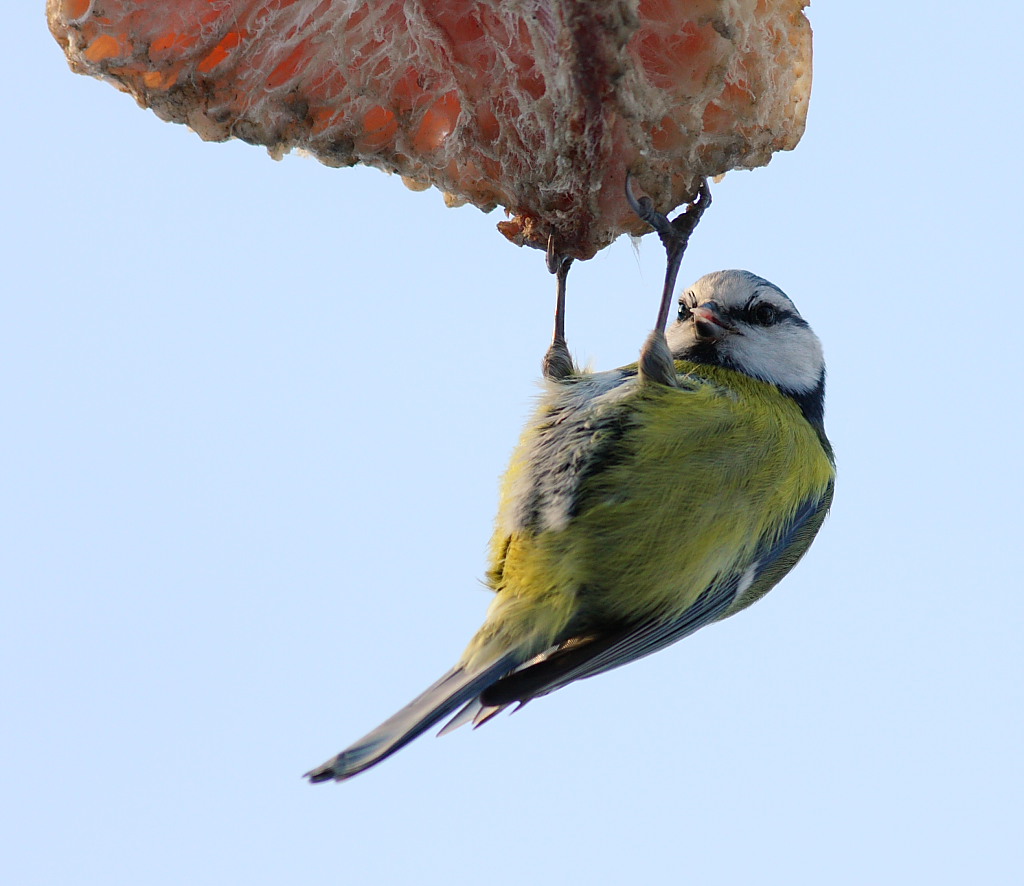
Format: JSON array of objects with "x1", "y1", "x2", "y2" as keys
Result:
[{"x1": 689, "y1": 301, "x2": 734, "y2": 341}]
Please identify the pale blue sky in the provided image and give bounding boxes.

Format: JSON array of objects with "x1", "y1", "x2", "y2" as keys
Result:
[{"x1": 4, "y1": 4, "x2": 1022, "y2": 884}]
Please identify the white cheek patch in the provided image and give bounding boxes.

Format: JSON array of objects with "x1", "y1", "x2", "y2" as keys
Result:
[{"x1": 725, "y1": 322, "x2": 824, "y2": 394}]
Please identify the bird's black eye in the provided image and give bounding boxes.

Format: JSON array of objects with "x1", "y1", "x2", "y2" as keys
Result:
[
  {"x1": 749, "y1": 302, "x2": 777, "y2": 326},
  {"x1": 677, "y1": 292, "x2": 695, "y2": 321}
]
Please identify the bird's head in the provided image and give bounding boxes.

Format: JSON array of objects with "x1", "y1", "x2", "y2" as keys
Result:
[{"x1": 666, "y1": 270, "x2": 826, "y2": 429}]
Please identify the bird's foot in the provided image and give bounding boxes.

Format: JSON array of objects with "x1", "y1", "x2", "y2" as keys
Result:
[
  {"x1": 626, "y1": 176, "x2": 712, "y2": 386},
  {"x1": 543, "y1": 235, "x2": 576, "y2": 381},
  {"x1": 625, "y1": 175, "x2": 711, "y2": 254}
]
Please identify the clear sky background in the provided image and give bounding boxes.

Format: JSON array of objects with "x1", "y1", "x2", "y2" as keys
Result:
[{"x1": 4, "y1": 4, "x2": 1023, "y2": 884}]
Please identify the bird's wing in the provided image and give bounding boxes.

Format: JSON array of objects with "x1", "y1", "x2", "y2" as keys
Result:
[{"x1": 479, "y1": 487, "x2": 831, "y2": 708}]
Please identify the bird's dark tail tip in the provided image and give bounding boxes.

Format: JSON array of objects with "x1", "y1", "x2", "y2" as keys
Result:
[{"x1": 304, "y1": 767, "x2": 337, "y2": 784}]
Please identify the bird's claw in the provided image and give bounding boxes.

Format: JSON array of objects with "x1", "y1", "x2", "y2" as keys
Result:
[
  {"x1": 546, "y1": 234, "x2": 572, "y2": 276},
  {"x1": 625, "y1": 174, "x2": 711, "y2": 250},
  {"x1": 624, "y1": 173, "x2": 659, "y2": 229}
]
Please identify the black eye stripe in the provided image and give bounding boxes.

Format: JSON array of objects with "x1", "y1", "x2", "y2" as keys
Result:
[
  {"x1": 727, "y1": 301, "x2": 785, "y2": 325},
  {"x1": 677, "y1": 292, "x2": 806, "y2": 328}
]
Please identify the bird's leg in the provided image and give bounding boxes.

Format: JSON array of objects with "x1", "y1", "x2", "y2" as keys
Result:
[
  {"x1": 542, "y1": 235, "x2": 576, "y2": 381},
  {"x1": 626, "y1": 176, "x2": 712, "y2": 386}
]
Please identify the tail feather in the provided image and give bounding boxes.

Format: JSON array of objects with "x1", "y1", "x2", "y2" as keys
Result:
[
  {"x1": 435, "y1": 698, "x2": 486, "y2": 736},
  {"x1": 436, "y1": 697, "x2": 509, "y2": 736},
  {"x1": 305, "y1": 653, "x2": 519, "y2": 783}
]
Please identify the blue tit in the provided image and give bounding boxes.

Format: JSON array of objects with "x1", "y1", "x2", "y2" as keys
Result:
[{"x1": 307, "y1": 180, "x2": 834, "y2": 783}]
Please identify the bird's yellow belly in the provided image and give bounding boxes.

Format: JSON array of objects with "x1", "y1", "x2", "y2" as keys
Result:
[{"x1": 468, "y1": 365, "x2": 832, "y2": 665}]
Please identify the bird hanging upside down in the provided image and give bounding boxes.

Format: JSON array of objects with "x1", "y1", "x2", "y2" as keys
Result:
[{"x1": 306, "y1": 178, "x2": 834, "y2": 783}]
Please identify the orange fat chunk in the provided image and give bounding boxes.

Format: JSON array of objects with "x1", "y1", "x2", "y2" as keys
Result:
[
  {"x1": 413, "y1": 93, "x2": 461, "y2": 153},
  {"x1": 47, "y1": 0, "x2": 812, "y2": 260},
  {"x1": 358, "y1": 106, "x2": 398, "y2": 150},
  {"x1": 60, "y1": 0, "x2": 91, "y2": 21}
]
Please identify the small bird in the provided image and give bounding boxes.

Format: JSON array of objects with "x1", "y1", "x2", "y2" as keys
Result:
[{"x1": 306, "y1": 180, "x2": 834, "y2": 783}]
